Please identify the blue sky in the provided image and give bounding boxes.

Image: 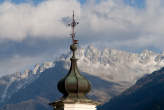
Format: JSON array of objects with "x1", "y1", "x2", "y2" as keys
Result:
[
  {"x1": 0, "y1": 0, "x2": 145, "y2": 8},
  {"x1": 0, "y1": 0, "x2": 163, "y2": 76},
  {"x1": 78, "y1": 0, "x2": 86, "y2": 4},
  {"x1": 124, "y1": 0, "x2": 145, "y2": 8}
]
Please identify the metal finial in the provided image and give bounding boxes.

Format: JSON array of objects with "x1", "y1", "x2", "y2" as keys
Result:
[{"x1": 68, "y1": 11, "x2": 79, "y2": 45}]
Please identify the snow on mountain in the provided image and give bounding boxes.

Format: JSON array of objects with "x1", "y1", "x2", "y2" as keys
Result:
[
  {"x1": 0, "y1": 45, "x2": 164, "y2": 106},
  {"x1": 0, "y1": 62, "x2": 54, "y2": 105},
  {"x1": 60, "y1": 45, "x2": 164, "y2": 83}
]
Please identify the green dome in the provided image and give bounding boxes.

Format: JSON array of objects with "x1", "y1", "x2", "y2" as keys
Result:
[{"x1": 57, "y1": 44, "x2": 91, "y2": 99}]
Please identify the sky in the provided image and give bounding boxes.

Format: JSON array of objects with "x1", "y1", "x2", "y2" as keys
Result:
[{"x1": 0, "y1": 0, "x2": 164, "y2": 76}]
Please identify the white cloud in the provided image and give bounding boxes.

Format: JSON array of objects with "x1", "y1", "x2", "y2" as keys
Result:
[
  {"x1": 0, "y1": 0, "x2": 80, "y2": 41},
  {"x1": 78, "y1": 0, "x2": 164, "y2": 50},
  {"x1": 0, "y1": 0, "x2": 164, "y2": 75},
  {"x1": 0, "y1": 0, "x2": 163, "y2": 48}
]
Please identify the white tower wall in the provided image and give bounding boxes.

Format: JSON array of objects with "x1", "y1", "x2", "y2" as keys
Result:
[{"x1": 64, "y1": 103, "x2": 97, "y2": 110}]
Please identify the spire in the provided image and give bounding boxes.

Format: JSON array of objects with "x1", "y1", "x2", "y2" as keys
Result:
[
  {"x1": 57, "y1": 11, "x2": 91, "y2": 101},
  {"x1": 49, "y1": 11, "x2": 100, "y2": 109}
]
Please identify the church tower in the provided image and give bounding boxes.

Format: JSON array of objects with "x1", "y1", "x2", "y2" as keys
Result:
[{"x1": 49, "y1": 12, "x2": 100, "y2": 110}]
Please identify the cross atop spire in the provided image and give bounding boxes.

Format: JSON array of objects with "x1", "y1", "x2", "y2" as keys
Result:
[{"x1": 68, "y1": 11, "x2": 79, "y2": 44}]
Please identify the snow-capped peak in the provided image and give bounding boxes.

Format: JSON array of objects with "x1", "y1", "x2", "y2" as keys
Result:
[
  {"x1": 1, "y1": 45, "x2": 164, "y2": 105},
  {"x1": 0, "y1": 61, "x2": 54, "y2": 104},
  {"x1": 39, "y1": 62, "x2": 54, "y2": 73},
  {"x1": 59, "y1": 45, "x2": 164, "y2": 83},
  {"x1": 20, "y1": 69, "x2": 32, "y2": 79}
]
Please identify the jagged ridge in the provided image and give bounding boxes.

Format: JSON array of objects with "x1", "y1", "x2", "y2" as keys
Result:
[{"x1": 0, "y1": 45, "x2": 164, "y2": 107}]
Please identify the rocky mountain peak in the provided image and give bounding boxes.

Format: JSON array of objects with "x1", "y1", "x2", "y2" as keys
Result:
[{"x1": 1, "y1": 45, "x2": 164, "y2": 108}]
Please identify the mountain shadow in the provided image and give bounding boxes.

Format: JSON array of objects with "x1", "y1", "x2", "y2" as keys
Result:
[{"x1": 100, "y1": 67, "x2": 164, "y2": 110}]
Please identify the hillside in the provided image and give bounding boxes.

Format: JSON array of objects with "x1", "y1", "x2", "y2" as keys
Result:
[
  {"x1": 101, "y1": 67, "x2": 164, "y2": 110},
  {"x1": 0, "y1": 61, "x2": 124, "y2": 110}
]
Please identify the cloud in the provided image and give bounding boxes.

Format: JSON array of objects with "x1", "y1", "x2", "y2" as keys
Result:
[
  {"x1": 0, "y1": 0, "x2": 163, "y2": 48},
  {"x1": 0, "y1": 0, "x2": 80, "y2": 41},
  {"x1": 77, "y1": 0, "x2": 164, "y2": 50},
  {"x1": 0, "y1": 0, "x2": 164, "y2": 76}
]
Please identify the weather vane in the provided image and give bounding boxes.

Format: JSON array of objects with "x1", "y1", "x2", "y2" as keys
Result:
[{"x1": 68, "y1": 11, "x2": 79, "y2": 44}]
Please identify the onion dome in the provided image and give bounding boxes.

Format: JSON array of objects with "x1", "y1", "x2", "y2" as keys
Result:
[
  {"x1": 49, "y1": 12, "x2": 100, "y2": 108},
  {"x1": 57, "y1": 44, "x2": 91, "y2": 100}
]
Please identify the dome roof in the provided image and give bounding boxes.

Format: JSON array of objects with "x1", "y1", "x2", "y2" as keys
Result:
[{"x1": 57, "y1": 44, "x2": 91, "y2": 100}]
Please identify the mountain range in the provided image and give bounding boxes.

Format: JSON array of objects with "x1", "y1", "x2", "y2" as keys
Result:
[{"x1": 0, "y1": 45, "x2": 164, "y2": 110}]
